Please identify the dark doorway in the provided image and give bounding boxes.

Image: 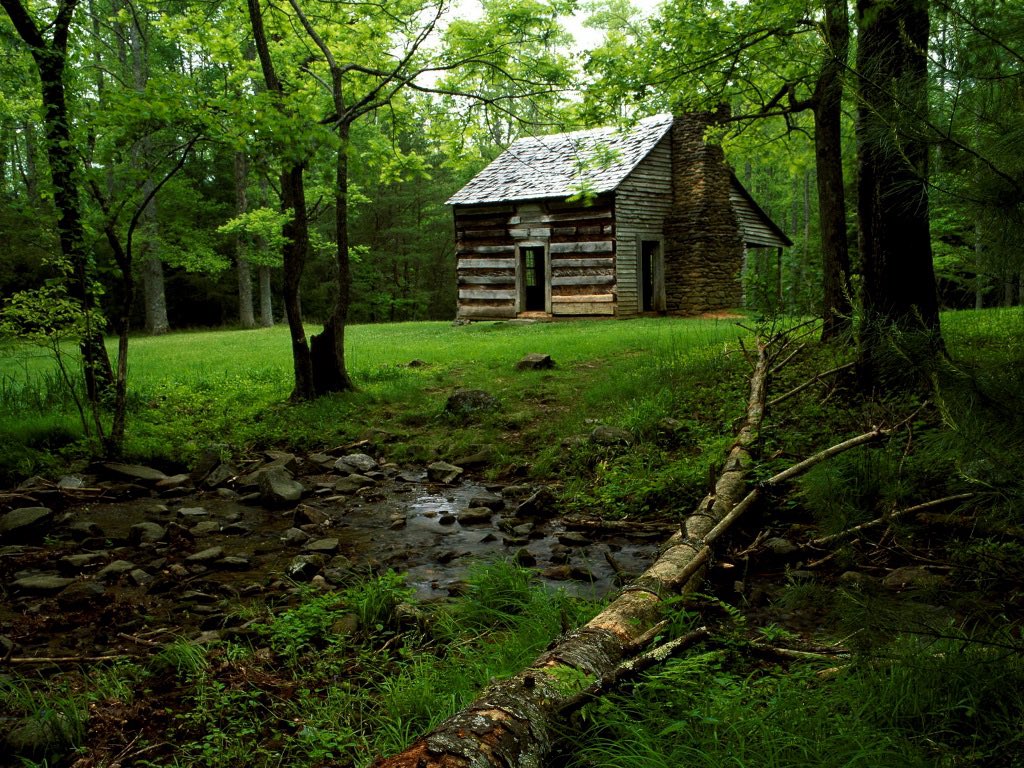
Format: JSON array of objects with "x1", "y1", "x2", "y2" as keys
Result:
[
  {"x1": 521, "y1": 246, "x2": 546, "y2": 311},
  {"x1": 641, "y1": 240, "x2": 660, "y2": 312}
]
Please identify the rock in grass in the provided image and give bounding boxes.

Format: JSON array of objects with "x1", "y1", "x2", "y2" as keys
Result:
[
  {"x1": 515, "y1": 353, "x2": 555, "y2": 371},
  {"x1": 334, "y1": 453, "x2": 378, "y2": 475},
  {"x1": 589, "y1": 425, "x2": 632, "y2": 446},
  {"x1": 444, "y1": 388, "x2": 500, "y2": 421}
]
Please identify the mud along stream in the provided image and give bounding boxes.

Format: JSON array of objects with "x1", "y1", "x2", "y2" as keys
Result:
[{"x1": 0, "y1": 453, "x2": 671, "y2": 660}]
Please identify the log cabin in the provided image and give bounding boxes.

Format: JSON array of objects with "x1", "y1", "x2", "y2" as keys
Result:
[{"x1": 447, "y1": 112, "x2": 792, "y2": 320}]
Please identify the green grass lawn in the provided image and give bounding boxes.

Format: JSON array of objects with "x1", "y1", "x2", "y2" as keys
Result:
[{"x1": 0, "y1": 316, "x2": 747, "y2": 485}]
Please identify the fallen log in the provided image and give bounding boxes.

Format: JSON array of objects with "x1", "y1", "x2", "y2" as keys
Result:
[{"x1": 370, "y1": 339, "x2": 775, "y2": 768}]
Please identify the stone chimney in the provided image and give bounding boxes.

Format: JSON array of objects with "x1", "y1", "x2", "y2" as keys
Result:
[{"x1": 663, "y1": 109, "x2": 745, "y2": 314}]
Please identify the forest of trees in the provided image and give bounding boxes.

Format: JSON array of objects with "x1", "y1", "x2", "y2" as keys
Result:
[{"x1": 1, "y1": 0, "x2": 1022, "y2": 411}]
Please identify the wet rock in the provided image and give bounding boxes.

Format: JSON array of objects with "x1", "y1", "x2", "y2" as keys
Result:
[
  {"x1": 514, "y1": 487, "x2": 557, "y2": 519},
  {"x1": 264, "y1": 451, "x2": 300, "y2": 474},
  {"x1": 569, "y1": 565, "x2": 594, "y2": 581},
  {"x1": 217, "y1": 555, "x2": 252, "y2": 570},
  {"x1": 286, "y1": 555, "x2": 323, "y2": 581},
  {"x1": 503, "y1": 536, "x2": 529, "y2": 547},
  {"x1": 57, "y1": 580, "x2": 106, "y2": 608},
  {"x1": 98, "y1": 560, "x2": 136, "y2": 581},
  {"x1": 437, "y1": 512, "x2": 457, "y2": 526},
  {"x1": 590, "y1": 425, "x2": 632, "y2": 446},
  {"x1": 177, "y1": 507, "x2": 209, "y2": 521},
  {"x1": 12, "y1": 575, "x2": 75, "y2": 593},
  {"x1": 516, "y1": 353, "x2": 555, "y2": 371},
  {"x1": 129, "y1": 522, "x2": 166, "y2": 546},
  {"x1": 558, "y1": 532, "x2": 591, "y2": 547},
  {"x1": 883, "y1": 566, "x2": 946, "y2": 591},
  {"x1": 67, "y1": 521, "x2": 103, "y2": 541},
  {"x1": 543, "y1": 565, "x2": 573, "y2": 580},
  {"x1": 334, "y1": 453, "x2": 378, "y2": 475},
  {"x1": 764, "y1": 537, "x2": 799, "y2": 557},
  {"x1": 57, "y1": 475, "x2": 85, "y2": 489},
  {"x1": 458, "y1": 507, "x2": 494, "y2": 526},
  {"x1": 155, "y1": 473, "x2": 192, "y2": 493},
  {"x1": 333, "y1": 474, "x2": 375, "y2": 494},
  {"x1": 427, "y1": 461, "x2": 464, "y2": 484},
  {"x1": 304, "y1": 538, "x2": 340, "y2": 555},
  {"x1": 397, "y1": 470, "x2": 425, "y2": 483},
  {"x1": 190, "y1": 520, "x2": 221, "y2": 536},
  {"x1": 258, "y1": 467, "x2": 305, "y2": 506},
  {"x1": 57, "y1": 553, "x2": 106, "y2": 574},
  {"x1": 203, "y1": 463, "x2": 239, "y2": 489},
  {"x1": 165, "y1": 522, "x2": 195, "y2": 548},
  {"x1": 444, "y1": 388, "x2": 500, "y2": 421},
  {"x1": 513, "y1": 548, "x2": 536, "y2": 567},
  {"x1": 503, "y1": 484, "x2": 534, "y2": 498},
  {"x1": 100, "y1": 462, "x2": 167, "y2": 484},
  {"x1": 294, "y1": 505, "x2": 328, "y2": 527},
  {"x1": 549, "y1": 544, "x2": 570, "y2": 564},
  {"x1": 283, "y1": 527, "x2": 310, "y2": 547},
  {"x1": 468, "y1": 493, "x2": 504, "y2": 511},
  {"x1": 0, "y1": 507, "x2": 53, "y2": 544},
  {"x1": 130, "y1": 568, "x2": 154, "y2": 586},
  {"x1": 216, "y1": 487, "x2": 240, "y2": 499},
  {"x1": 222, "y1": 522, "x2": 252, "y2": 536},
  {"x1": 186, "y1": 547, "x2": 225, "y2": 564}
]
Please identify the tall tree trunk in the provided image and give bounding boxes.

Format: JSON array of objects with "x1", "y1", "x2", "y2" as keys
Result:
[
  {"x1": 855, "y1": 0, "x2": 941, "y2": 386},
  {"x1": 816, "y1": 0, "x2": 852, "y2": 340},
  {"x1": 1, "y1": 0, "x2": 114, "y2": 406},
  {"x1": 258, "y1": 264, "x2": 274, "y2": 327},
  {"x1": 129, "y1": 13, "x2": 169, "y2": 336},
  {"x1": 235, "y1": 151, "x2": 256, "y2": 329},
  {"x1": 246, "y1": 0, "x2": 313, "y2": 399}
]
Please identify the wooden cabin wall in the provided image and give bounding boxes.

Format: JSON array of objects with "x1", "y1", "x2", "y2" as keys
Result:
[
  {"x1": 454, "y1": 196, "x2": 616, "y2": 319},
  {"x1": 729, "y1": 186, "x2": 790, "y2": 249},
  {"x1": 615, "y1": 136, "x2": 673, "y2": 316}
]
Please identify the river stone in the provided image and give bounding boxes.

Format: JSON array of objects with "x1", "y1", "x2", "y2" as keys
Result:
[
  {"x1": 283, "y1": 527, "x2": 310, "y2": 547},
  {"x1": 129, "y1": 568, "x2": 154, "y2": 586},
  {"x1": 98, "y1": 560, "x2": 136, "y2": 581},
  {"x1": 129, "y1": 522, "x2": 166, "y2": 545},
  {"x1": 222, "y1": 522, "x2": 253, "y2": 536},
  {"x1": 764, "y1": 537, "x2": 799, "y2": 557},
  {"x1": 294, "y1": 506, "x2": 328, "y2": 527},
  {"x1": 427, "y1": 461, "x2": 463, "y2": 484},
  {"x1": 515, "y1": 353, "x2": 555, "y2": 371},
  {"x1": 190, "y1": 520, "x2": 220, "y2": 536},
  {"x1": 57, "y1": 553, "x2": 106, "y2": 574},
  {"x1": 57, "y1": 475, "x2": 85, "y2": 489},
  {"x1": 57, "y1": 580, "x2": 107, "y2": 608},
  {"x1": 458, "y1": 507, "x2": 494, "y2": 526},
  {"x1": 12, "y1": 575, "x2": 75, "y2": 593},
  {"x1": 304, "y1": 538, "x2": 340, "y2": 554},
  {"x1": 883, "y1": 566, "x2": 946, "y2": 591},
  {"x1": 512, "y1": 548, "x2": 536, "y2": 567},
  {"x1": 514, "y1": 487, "x2": 557, "y2": 519},
  {"x1": 438, "y1": 513, "x2": 457, "y2": 526},
  {"x1": 217, "y1": 555, "x2": 252, "y2": 570},
  {"x1": 202, "y1": 463, "x2": 238, "y2": 489},
  {"x1": 451, "y1": 446, "x2": 497, "y2": 469},
  {"x1": 444, "y1": 388, "x2": 500, "y2": 421},
  {"x1": 155, "y1": 473, "x2": 192, "y2": 492},
  {"x1": 590, "y1": 425, "x2": 632, "y2": 446},
  {"x1": 177, "y1": 507, "x2": 209, "y2": 520},
  {"x1": 264, "y1": 451, "x2": 300, "y2": 473},
  {"x1": 286, "y1": 555, "x2": 323, "y2": 581},
  {"x1": 333, "y1": 474, "x2": 375, "y2": 494},
  {"x1": 543, "y1": 565, "x2": 573, "y2": 580},
  {"x1": 186, "y1": 547, "x2": 224, "y2": 564},
  {"x1": 335, "y1": 453, "x2": 378, "y2": 474},
  {"x1": 0, "y1": 507, "x2": 53, "y2": 543},
  {"x1": 468, "y1": 493, "x2": 504, "y2": 511},
  {"x1": 258, "y1": 467, "x2": 305, "y2": 506},
  {"x1": 101, "y1": 462, "x2": 167, "y2": 483},
  {"x1": 67, "y1": 521, "x2": 103, "y2": 541},
  {"x1": 557, "y1": 532, "x2": 591, "y2": 547}
]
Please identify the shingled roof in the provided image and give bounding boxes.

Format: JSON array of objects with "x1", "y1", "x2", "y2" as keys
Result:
[{"x1": 446, "y1": 113, "x2": 675, "y2": 206}]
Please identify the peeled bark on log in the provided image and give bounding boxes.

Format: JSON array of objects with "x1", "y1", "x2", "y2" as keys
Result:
[{"x1": 371, "y1": 342, "x2": 773, "y2": 768}]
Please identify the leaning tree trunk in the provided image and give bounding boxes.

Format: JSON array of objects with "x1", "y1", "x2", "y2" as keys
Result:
[{"x1": 373, "y1": 341, "x2": 774, "y2": 768}]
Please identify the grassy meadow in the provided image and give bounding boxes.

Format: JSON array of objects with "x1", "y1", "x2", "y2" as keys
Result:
[
  {"x1": 2, "y1": 308, "x2": 1024, "y2": 766},
  {"x1": 0, "y1": 316, "x2": 747, "y2": 491}
]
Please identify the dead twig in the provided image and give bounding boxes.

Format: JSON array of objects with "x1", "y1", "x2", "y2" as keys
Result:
[
  {"x1": 769, "y1": 342, "x2": 807, "y2": 376},
  {"x1": 768, "y1": 361, "x2": 855, "y2": 408},
  {"x1": 5, "y1": 654, "x2": 137, "y2": 665},
  {"x1": 805, "y1": 493, "x2": 976, "y2": 549}
]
